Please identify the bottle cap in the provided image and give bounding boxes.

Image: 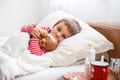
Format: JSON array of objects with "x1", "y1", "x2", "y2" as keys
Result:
[
  {"x1": 88, "y1": 41, "x2": 93, "y2": 47},
  {"x1": 101, "y1": 55, "x2": 105, "y2": 62}
]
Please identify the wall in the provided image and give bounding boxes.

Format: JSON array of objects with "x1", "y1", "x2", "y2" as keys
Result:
[
  {"x1": 0, "y1": 0, "x2": 120, "y2": 36},
  {"x1": 0, "y1": 0, "x2": 48, "y2": 36},
  {"x1": 48, "y1": 0, "x2": 120, "y2": 27}
]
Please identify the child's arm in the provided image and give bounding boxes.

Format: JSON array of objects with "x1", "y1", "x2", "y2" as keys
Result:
[
  {"x1": 21, "y1": 24, "x2": 40, "y2": 38},
  {"x1": 21, "y1": 24, "x2": 51, "y2": 38},
  {"x1": 31, "y1": 26, "x2": 51, "y2": 38},
  {"x1": 21, "y1": 24, "x2": 36, "y2": 34},
  {"x1": 29, "y1": 38, "x2": 46, "y2": 56}
]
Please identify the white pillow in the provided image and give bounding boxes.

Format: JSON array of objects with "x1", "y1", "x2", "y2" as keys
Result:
[{"x1": 37, "y1": 11, "x2": 114, "y2": 66}]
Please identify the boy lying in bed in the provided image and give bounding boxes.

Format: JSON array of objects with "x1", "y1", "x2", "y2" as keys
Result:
[{"x1": 21, "y1": 18, "x2": 81, "y2": 56}]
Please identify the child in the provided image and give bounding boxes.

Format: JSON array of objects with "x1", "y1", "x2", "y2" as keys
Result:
[{"x1": 21, "y1": 18, "x2": 81, "y2": 56}]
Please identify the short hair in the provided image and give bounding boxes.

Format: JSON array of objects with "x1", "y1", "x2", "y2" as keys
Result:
[{"x1": 54, "y1": 18, "x2": 81, "y2": 36}]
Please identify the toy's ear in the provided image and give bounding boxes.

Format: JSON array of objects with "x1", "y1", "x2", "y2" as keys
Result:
[{"x1": 40, "y1": 31, "x2": 48, "y2": 39}]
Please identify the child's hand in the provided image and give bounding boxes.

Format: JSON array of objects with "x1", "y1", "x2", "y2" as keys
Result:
[
  {"x1": 31, "y1": 27, "x2": 48, "y2": 38},
  {"x1": 40, "y1": 30, "x2": 48, "y2": 38},
  {"x1": 31, "y1": 27, "x2": 41, "y2": 38}
]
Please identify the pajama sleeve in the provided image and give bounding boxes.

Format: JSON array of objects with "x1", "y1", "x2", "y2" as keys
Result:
[
  {"x1": 29, "y1": 38, "x2": 46, "y2": 56},
  {"x1": 21, "y1": 24, "x2": 51, "y2": 56},
  {"x1": 21, "y1": 24, "x2": 36, "y2": 34}
]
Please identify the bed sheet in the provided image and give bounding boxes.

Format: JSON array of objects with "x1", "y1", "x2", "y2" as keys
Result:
[
  {"x1": 15, "y1": 64, "x2": 85, "y2": 80},
  {"x1": 0, "y1": 36, "x2": 9, "y2": 46}
]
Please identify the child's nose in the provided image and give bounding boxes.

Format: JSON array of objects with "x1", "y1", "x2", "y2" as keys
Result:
[{"x1": 56, "y1": 32, "x2": 61, "y2": 37}]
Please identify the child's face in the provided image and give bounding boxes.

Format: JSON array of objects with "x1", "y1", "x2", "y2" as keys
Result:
[{"x1": 51, "y1": 22, "x2": 72, "y2": 42}]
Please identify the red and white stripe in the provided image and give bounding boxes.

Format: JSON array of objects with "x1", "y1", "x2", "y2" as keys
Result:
[
  {"x1": 29, "y1": 38, "x2": 46, "y2": 56},
  {"x1": 63, "y1": 72, "x2": 86, "y2": 80},
  {"x1": 21, "y1": 24, "x2": 51, "y2": 56}
]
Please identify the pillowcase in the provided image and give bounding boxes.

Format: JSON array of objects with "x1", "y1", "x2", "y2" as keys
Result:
[{"x1": 37, "y1": 11, "x2": 114, "y2": 66}]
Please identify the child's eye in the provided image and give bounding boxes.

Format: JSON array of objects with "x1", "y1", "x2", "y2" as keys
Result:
[
  {"x1": 62, "y1": 34, "x2": 66, "y2": 39},
  {"x1": 57, "y1": 27, "x2": 61, "y2": 32}
]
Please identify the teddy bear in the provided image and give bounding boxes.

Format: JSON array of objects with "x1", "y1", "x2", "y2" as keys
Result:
[
  {"x1": 40, "y1": 33, "x2": 58, "y2": 51},
  {"x1": 29, "y1": 30, "x2": 58, "y2": 56}
]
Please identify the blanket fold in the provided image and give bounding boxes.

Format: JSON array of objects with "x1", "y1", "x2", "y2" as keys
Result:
[{"x1": 0, "y1": 32, "x2": 52, "y2": 80}]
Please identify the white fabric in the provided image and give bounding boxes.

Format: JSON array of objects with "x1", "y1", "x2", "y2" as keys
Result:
[
  {"x1": 37, "y1": 11, "x2": 114, "y2": 66},
  {"x1": 0, "y1": 32, "x2": 86, "y2": 80},
  {"x1": 15, "y1": 65, "x2": 85, "y2": 80},
  {"x1": 0, "y1": 32, "x2": 53, "y2": 80}
]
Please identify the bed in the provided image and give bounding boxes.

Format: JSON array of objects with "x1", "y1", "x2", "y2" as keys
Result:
[
  {"x1": 88, "y1": 23, "x2": 120, "y2": 59},
  {"x1": 0, "y1": 11, "x2": 120, "y2": 80},
  {"x1": 14, "y1": 22, "x2": 120, "y2": 80}
]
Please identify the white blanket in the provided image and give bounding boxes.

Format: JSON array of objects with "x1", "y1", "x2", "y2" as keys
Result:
[
  {"x1": 0, "y1": 32, "x2": 53, "y2": 80},
  {"x1": 0, "y1": 32, "x2": 88, "y2": 80}
]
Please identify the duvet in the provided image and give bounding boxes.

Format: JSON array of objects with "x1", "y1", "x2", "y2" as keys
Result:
[
  {"x1": 0, "y1": 32, "x2": 53, "y2": 80},
  {"x1": 0, "y1": 32, "x2": 88, "y2": 80}
]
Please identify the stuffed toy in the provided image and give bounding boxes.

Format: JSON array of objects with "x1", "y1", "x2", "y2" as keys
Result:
[
  {"x1": 40, "y1": 33, "x2": 58, "y2": 51},
  {"x1": 29, "y1": 30, "x2": 58, "y2": 56}
]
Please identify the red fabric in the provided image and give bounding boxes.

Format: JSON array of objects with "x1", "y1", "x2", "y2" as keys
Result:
[
  {"x1": 40, "y1": 26, "x2": 51, "y2": 32},
  {"x1": 21, "y1": 24, "x2": 36, "y2": 34},
  {"x1": 29, "y1": 38, "x2": 46, "y2": 56},
  {"x1": 62, "y1": 72, "x2": 86, "y2": 80},
  {"x1": 21, "y1": 24, "x2": 51, "y2": 56}
]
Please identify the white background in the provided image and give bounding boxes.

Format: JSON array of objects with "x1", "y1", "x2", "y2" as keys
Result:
[{"x1": 0, "y1": 0, "x2": 120, "y2": 36}]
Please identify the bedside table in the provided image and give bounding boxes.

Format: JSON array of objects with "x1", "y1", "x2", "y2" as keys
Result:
[{"x1": 107, "y1": 70, "x2": 116, "y2": 80}]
